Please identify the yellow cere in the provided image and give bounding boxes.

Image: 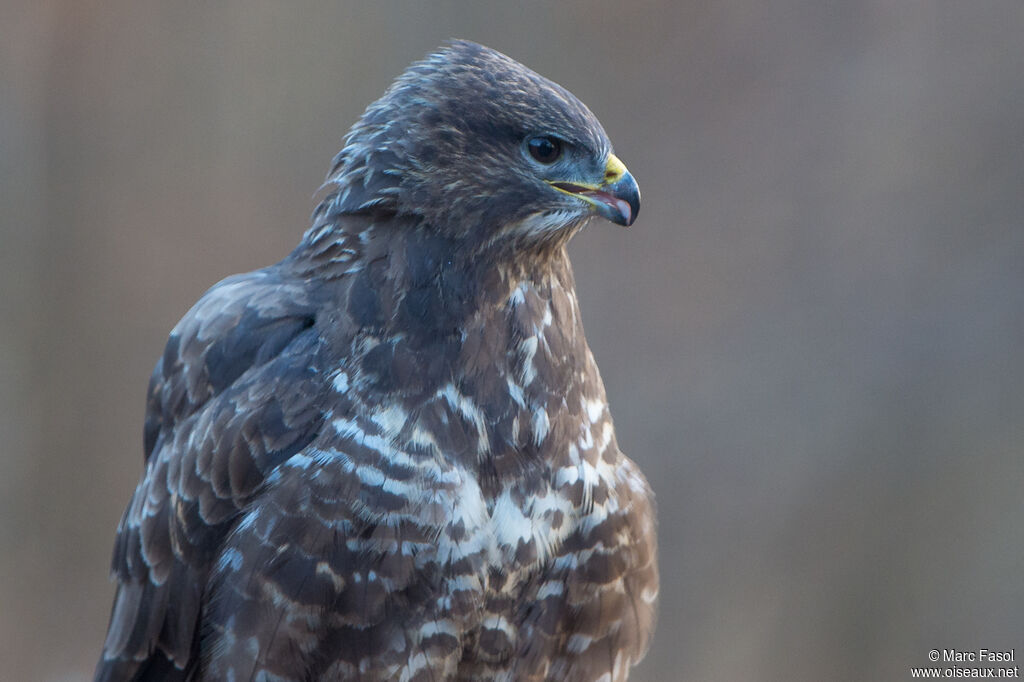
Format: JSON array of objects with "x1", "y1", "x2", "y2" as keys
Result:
[{"x1": 603, "y1": 154, "x2": 627, "y2": 185}]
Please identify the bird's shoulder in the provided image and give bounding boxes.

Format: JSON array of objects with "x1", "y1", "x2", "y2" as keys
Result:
[{"x1": 143, "y1": 266, "x2": 326, "y2": 457}]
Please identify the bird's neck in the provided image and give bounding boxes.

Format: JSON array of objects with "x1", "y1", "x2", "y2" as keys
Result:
[
  {"x1": 425, "y1": 248, "x2": 596, "y2": 492},
  {"x1": 297, "y1": 214, "x2": 582, "y2": 335},
  {"x1": 297, "y1": 218, "x2": 601, "y2": 487},
  {"x1": 400, "y1": 224, "x2": 584, "y2": 337}
]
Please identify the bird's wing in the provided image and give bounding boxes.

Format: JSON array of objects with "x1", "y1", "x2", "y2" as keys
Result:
[
  {"x1": 194, "y1": 446, "x2": 471, "y2": 681},
  {"x1": 95, "y1": 269, "x2": 324, "y2": 682}
]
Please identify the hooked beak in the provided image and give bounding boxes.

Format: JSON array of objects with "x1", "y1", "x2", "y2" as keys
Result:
[{"x1": 548, "y1": 153, "x2": 640, "y2": 227}]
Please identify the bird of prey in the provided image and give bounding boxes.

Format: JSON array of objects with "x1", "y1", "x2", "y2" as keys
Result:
[{"x1": 96, "y1": 40, "x2": 657, "y2": 682}]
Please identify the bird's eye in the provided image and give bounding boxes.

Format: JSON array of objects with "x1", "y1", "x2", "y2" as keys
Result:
[{"x1": 526, "y1": 136, "x2": 563, "y2": 164}]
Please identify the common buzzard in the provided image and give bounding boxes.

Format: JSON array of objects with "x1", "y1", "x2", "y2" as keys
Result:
[{"x1": 96, "y1": 40, "x2": 658, "y2": 682}]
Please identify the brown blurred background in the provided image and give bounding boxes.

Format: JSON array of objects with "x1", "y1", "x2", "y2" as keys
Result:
[{"x1": 3, "y1": 2, "x2": 1023, "y2": 680}]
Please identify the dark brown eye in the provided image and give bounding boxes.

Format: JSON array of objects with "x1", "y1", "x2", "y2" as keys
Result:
[{"x1": 527, "y1": 136, "x2": 562, "y2": 164}]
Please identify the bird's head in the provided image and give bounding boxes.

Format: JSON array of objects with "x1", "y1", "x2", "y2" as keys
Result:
[{"x1": 323, "y1": 40, "x2": 639, "y2": 252}]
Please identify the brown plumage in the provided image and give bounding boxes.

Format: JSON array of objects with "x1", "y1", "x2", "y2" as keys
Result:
[{"x1": 96, "y1": 40, "x2": 657, "y2": 682}]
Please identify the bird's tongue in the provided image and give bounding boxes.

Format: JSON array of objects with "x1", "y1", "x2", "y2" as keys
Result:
[{"x1": 583, "y1": 190, "x2": 632, "y2": 225}]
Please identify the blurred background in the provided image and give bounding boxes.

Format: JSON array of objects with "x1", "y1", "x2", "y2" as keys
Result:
[{"x1": 3, "y1": 2, "x2": 1023, "y2": 680}]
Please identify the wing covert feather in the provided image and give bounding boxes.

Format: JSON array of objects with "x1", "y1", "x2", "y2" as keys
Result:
[{"x1": 96, "y1": 270, "x2": 326, "y2": 681}]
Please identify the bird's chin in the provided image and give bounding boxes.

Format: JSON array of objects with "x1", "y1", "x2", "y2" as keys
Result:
[{"x1": 505, "y1": 208, "x2": 590, "y2": 243}]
